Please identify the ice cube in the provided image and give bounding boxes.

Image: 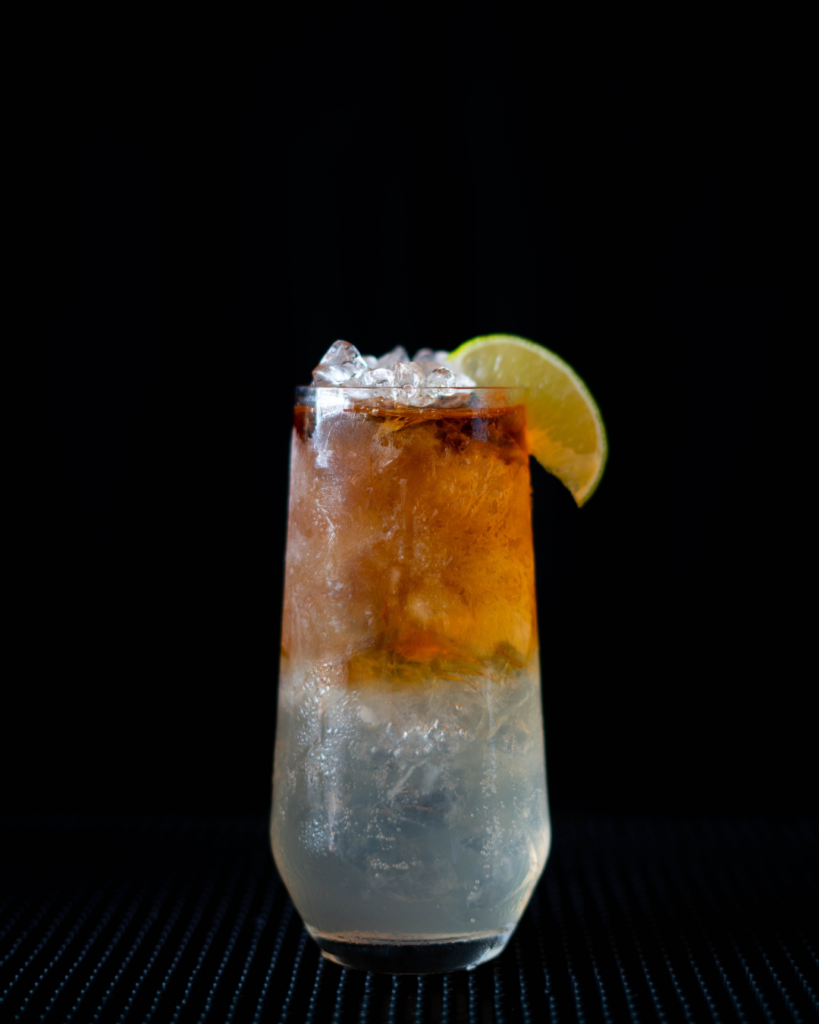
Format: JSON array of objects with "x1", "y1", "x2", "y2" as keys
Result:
[
  {"x1": 412, "y1": 349, "x2": 451, "y2": 376},
  {"x1": 312, "y1": 340, "x2": 368, "y2": 386},
  {"x1": 424, "y1": 366, "x2": 456, "y2": 387},
  {"x1": 374, "y1": 346, "x2": 410, "y2": 370},
  {"x1": 344, "y1": 365, "x2": 397, "y2": 405},
  {"x1": 393, "y1": 361, "x2": 425, "y2": 387},
  {"x1": 406, "y1": 390, "x2": 436, "y2": 408},
  {"x1": 413, "y1": 366, "x2": 457, "y2": 404},
  {"x1": 322, "y1": 339, "x2": 368, "y2": 369},
  {"x1": 412, "y1": 349, "x2": 438, "y2": 374},
  {"x1": 313, "y1": 363, "x2": 355, "y2": 385},
  {"x1": 413, "y1": 348, "x2": 449, "y2": 366},
  {"x1": 435, "y1": 369, "x2": 477, "y2": 407},
  {"x1": 353, "y1": 367, "x2": 395, "y2": 387}
]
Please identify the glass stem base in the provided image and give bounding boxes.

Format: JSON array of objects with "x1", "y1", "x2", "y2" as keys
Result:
[{"x1": 312, "y1": 931, "x2": 512, "y2": 974}]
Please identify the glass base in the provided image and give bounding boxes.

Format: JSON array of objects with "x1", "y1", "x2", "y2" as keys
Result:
[{"x1": 313, "y1": 931, "x2": 511, "y2": 974}]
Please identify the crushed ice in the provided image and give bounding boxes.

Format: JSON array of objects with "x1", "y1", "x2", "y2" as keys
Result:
[{"x1": 311, "y1": 341, "x2": 477, "y2": 408}]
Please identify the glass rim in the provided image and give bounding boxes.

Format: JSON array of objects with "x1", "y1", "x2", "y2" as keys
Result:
[{"x1": 294, "y1": 385, "x2": 525, "y2": 393}]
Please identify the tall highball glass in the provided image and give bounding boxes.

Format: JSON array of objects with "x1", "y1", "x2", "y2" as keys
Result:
[{"x1": 270, "y1": 386, "x2": 550, "y2": 973}]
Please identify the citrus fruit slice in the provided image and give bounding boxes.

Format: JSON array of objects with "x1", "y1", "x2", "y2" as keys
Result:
[{"x1": 448, "y1": 334, "x2": 607, "y2": 506}]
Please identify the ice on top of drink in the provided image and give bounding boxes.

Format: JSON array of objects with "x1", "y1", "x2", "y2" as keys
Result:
[{"x1": 310, "y1": 339, "x2": 476, "y2": 406}]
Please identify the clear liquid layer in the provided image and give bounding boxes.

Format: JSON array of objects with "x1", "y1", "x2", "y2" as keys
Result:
[{"x1": 271, "y1": 662, "x2": 550, "y2": 944}]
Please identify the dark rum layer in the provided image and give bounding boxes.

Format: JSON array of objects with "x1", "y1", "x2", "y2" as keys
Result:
[{"x1": 282, "y1": 402, "x2": 537, "y2": 677}]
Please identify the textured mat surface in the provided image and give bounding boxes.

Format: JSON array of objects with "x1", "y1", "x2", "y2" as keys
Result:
[{"x1": 1, "y1": 812, "x2": 816, "y2": 1022}]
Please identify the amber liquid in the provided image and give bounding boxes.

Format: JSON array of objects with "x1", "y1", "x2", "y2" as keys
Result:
[
  {"x1": 282, "y1": 403, "x2": 537, "y2": 675},
  {"x1": 271, "y1": 400, "x2": 550, "y2": 971}
]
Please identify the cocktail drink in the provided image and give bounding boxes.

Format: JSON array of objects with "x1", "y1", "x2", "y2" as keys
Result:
[{"x1": 271, "y1": 344, "x2": 552, "y2": 973}]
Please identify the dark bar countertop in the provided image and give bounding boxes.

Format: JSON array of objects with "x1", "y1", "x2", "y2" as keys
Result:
[{"x1": 1, "y1": 812, "x2": 816, "y2": 1022}]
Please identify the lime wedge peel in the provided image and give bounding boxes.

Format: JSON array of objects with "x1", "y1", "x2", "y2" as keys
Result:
[{"x1": 448, "y1": 334, "x2": 607, "y2": 506}]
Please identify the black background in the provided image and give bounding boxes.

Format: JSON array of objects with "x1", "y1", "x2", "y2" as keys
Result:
[{"x1": 11, "y1": 8, "x2": 807, "y2": 818}]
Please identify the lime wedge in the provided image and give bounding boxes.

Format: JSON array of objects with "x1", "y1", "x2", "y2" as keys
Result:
[{"x1": 448, "y1": 334, "x2": 607, "y2": 506}]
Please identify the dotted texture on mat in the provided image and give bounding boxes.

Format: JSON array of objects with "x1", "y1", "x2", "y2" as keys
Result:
[{"x1": 1, "y1": 813, "x2": 817, "y2": 1023}]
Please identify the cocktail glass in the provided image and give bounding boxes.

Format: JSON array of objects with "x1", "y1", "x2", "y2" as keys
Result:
[{"x1": 270, "y1": 385, "x2": 551, "y2": 974}]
